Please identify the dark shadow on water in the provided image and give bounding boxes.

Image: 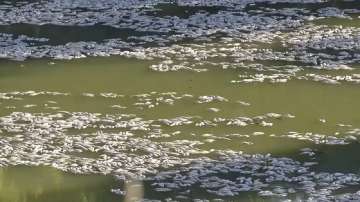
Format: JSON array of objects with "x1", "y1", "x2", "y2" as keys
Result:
[
  {"x1": 245, "y1": 0, "x2": 360, "y2": 12},
  {"x1": 269, "y1": 141, "x2": 360, "y2": 174},
  {"x1": 147, "y1": 3, "x2": 226, "y2": 18},
  {"x1": 0, "y1": 0, "x2": 42, "y2": 6},
  {"x1": 0, "y1": 23, "x2": 164, "y2": 45}
]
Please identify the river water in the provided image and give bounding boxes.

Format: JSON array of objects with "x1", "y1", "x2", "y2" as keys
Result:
[{"x1": 1, "y1": 1, "x2": 360, "y2": 202}]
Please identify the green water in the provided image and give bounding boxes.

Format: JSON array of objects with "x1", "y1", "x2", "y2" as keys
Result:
[
  {"x1": 0, "y1": 166, "x2": 117, "y2": 202},
  {"x1": 1, "y1": 1, "x2": 360, "y2": 201},
  {"x1": 1, "y1": 56, "x2": 360, "y2": 201}
]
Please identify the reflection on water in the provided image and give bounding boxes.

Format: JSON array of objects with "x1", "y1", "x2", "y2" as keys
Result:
[
  {"x1": 0, "y1": 166, "x2": 118, "y2": 202},
  {"x1": 124, "y1": 181, "x2": 144, "y2": 202}
]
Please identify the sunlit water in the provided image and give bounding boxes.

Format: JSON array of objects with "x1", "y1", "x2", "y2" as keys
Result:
[
  {"x1": 1, "y1": 56, "x2": 360, "y2": 201},
  {"x1": 1, "y1": 0, "x2": 360, "y2": 201}
]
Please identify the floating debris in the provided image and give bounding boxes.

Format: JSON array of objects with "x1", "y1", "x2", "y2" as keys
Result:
[
  {"x1": 1, "y1": 0, "x2": 360, "y2": 200},
  {"x1": 146, "y1": 151, "x2": 360, "y2": 201},
  {"x1": 198, "y1": 96, "x2": 228, "y2": 103}
]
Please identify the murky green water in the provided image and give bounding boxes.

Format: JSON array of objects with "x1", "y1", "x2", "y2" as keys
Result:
[
  {"x1": 1, "y1": 55, "x2": 360, "y2": 201},
  {"x1": 1, "y1": 1, "x2": 360, "y2": 201},
  {"x1": 0, "y1": 166, "x2": 117, "y2": 202}
]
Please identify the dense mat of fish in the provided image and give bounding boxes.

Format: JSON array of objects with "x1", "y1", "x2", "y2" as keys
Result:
[
  {"x1": 1, "y1": 0, "x2": 360, "y2": 201},
  {"x1": 0, "y1": 90, "x2": 360, "y2": 201},
  {"x1": 0, "y1": 0, "x2": 360, "y2": 86}
]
